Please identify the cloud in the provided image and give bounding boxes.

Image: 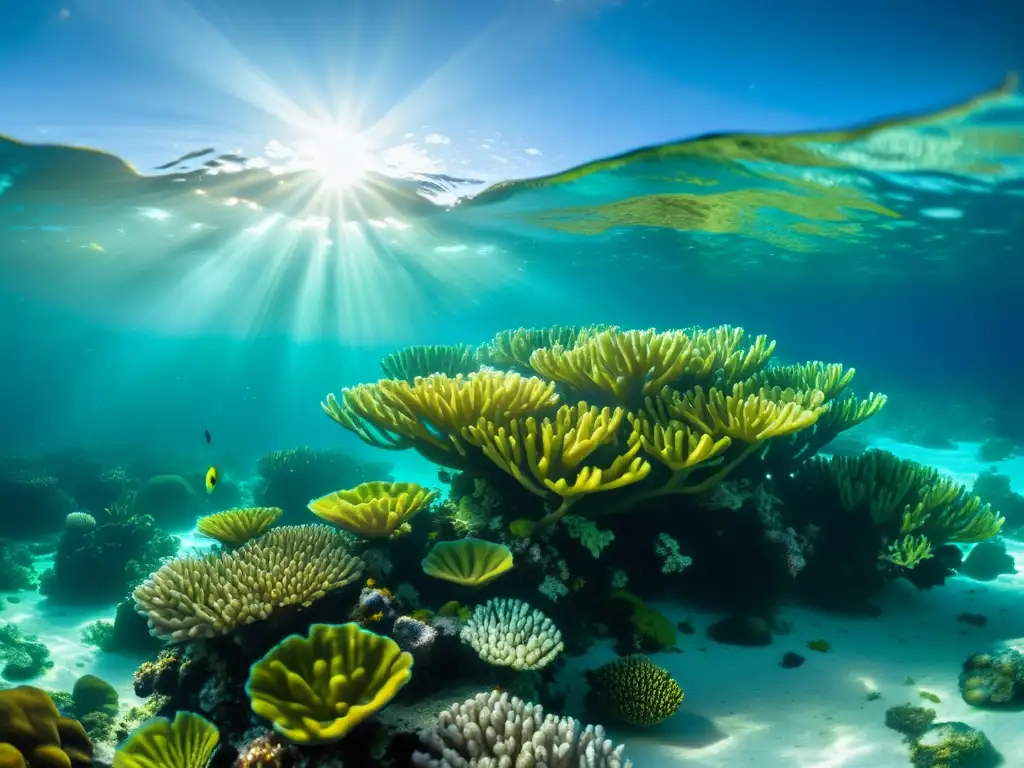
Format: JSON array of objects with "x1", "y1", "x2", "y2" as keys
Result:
[
  {"x1": 424, "y1": 133, "x2": 451, "y2": 145},
  {"x1": 524, "y1": 147, "x2": 543, "y2": 156},
  {"x1": 380, "y1": 142, "x2": 446, "y2": 174}
]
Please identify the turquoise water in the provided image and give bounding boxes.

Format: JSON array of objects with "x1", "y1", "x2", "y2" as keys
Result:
[{"x1": 0, "y1": 80, "x2": 1023, "y2": 767}]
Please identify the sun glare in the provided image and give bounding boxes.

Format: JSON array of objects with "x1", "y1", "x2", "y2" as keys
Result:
[{"x1": 300, "y1": 125, "x2": 374, "y2": 188}]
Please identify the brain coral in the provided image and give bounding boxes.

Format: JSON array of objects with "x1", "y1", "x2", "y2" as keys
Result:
[{"x1": 133, "y1": 525, "x2": 363, "y2": 641}]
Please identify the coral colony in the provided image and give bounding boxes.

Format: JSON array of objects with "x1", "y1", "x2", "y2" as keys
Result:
[{"x1": 0, "y1": 325, "x2": 1012, "y2": 767}]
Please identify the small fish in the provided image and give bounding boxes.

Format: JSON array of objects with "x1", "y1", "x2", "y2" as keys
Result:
[
  {"x1": 204, "y1": 428, "x2": 212, "y2": 444},
  {"x1": 205, "y1": 466, "x2": 219, "y2": 494}
]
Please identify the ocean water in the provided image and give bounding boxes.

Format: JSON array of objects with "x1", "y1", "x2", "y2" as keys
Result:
[{"x1": 0, "y1": 76, "x2": 1022, "y2": 768}]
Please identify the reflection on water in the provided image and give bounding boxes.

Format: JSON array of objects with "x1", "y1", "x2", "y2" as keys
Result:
[{"x1": 0, "y1": 76, "x2": 1021, "y2": 337}]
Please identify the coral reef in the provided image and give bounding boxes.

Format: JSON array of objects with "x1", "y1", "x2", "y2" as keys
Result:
[
  {"x1": 10, "y1": 321, "x2": 1008, "y2": 767},
  {"x1": 40, "y1": 512, "x2": 179, "y2": 604}
]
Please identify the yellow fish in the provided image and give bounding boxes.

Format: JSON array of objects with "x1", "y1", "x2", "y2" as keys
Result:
[{"x1": 205, "y1": 466, "x2": 219, "y2": 494}]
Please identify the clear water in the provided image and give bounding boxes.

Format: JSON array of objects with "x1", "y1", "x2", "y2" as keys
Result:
[{"x1": 0, "y1": 57, "x2": 1022, "y2": 768}]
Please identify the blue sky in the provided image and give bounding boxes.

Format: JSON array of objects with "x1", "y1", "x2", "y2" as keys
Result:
[{"x1": 1, "y1": 0, "x2": 1021, "y2": 183}]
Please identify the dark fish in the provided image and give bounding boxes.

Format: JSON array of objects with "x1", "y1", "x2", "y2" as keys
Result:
[{"x1": 204, "y1": 428, "x2": 212, "y2": 444}]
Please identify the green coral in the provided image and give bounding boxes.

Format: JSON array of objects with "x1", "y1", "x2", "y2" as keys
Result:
[
  {"x1": 245, "y1": 622, "x2": 414, "y2": 744},
  {"x1": 810, "y1": 451, "x2": 1004, "y2": 568},
  {"x1": 654, "y1": 533, "x2": 692, "y2": 574},
  {"x1": 586, "y1": 655, "x2": 683, "y2": 726},
  {"x1": 884, "y1": 703, "x2": 936, "y2": 738},
  {"x1": 380, "y1": 344, "x2": 479, "y2": 381},
  {"x1": 609, "y1": 590, "x2": 676, "y2": 650},
  {"x1": 564, "y1": 515, "x2": 615, "y2": 558},
  {"x1": 81, "y1": 621, "x2": 116, "y2": 652},
  {"x1": 0, "y1": 622, "x2": 53, "y2": 681},
  {"x1": 113, "y1": 710, "x2": 219, "y2": 768}
]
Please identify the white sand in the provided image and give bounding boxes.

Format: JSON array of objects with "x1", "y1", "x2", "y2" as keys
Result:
[
  {"x1": 554, "y1": 438, "x2": 1024, "y2": 767},
  {"x1": 1, "y1": 527, "x2": 215, "y2": 705},
  {"x1": 3, "y1": 438, "x2": 1021, "y2": 766}
]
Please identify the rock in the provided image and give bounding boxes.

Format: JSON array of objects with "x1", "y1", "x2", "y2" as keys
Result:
[
  {"x1": 780, "y1": 652, "x2": 805, "y2": 669},
  {"x1": 707, "y1": 615, "x2": 772, "y2": 647},
  {"x1": 910, "y1": 721, "x2": 998, "y2": 768},
  {"x1": 959, "y1": 540, "x2": 1016, "y2": 581},
  {"x1": 959, "y1": 647, "x2": 1024, "y2": 707}
]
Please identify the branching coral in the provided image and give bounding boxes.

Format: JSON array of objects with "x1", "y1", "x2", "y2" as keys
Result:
[
  {"x1": 412, "y1": 690, "x2": 631, "y2": 768},
  {"x1": 480, "y1": 325, "x2": 606, "y2": 370},
  {"x1": 463, "y1": 402, "x2": 651, "y2": 527},
  {"x1": 809, "y1": 450, "x2": 1004, "y2": 567},
  {"x1": 618, "y1": 382, "x2": 825, "y2": 510},
  {"x1": 308, "y1": 481, "x2": 437, "y2": 538},
  {"x1": 564, "y1": 515, "x2": 615, "y2": 558},
  {"x1": 196, "y1": 507, "x2": 282, "y2": 547},
  {"x1": 245, "y1": 622, "x2": 413, "y2": 745},
  {"x1": 133, "y1": 525, "x2": 363, "y2": 641},
  {"x1": 529, "y1": 328, "x2": 714, "y2": 409},
  {"x1": 380, "y1": 344, "x2": 480, "y2": 382},
  {"x1": 323, "y1": 371, "x2": 560, "y2": 465}
]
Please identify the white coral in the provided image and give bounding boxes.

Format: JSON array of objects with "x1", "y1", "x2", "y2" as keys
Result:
[
  {"x1": 411, "y1": 690, "x2": 631, "y2": 768},
  {"x1": 460, "y1": 597, "x2": 563, "y2": 670}
]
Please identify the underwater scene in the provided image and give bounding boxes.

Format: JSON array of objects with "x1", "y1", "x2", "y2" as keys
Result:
[{"x1": 2, "y1": 17, "x2": 1024, "y2": 768}]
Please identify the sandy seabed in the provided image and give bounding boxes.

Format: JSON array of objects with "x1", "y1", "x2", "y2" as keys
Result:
[{"x1": 4, "y1": 438, "x2": 1022, "y2": 767}]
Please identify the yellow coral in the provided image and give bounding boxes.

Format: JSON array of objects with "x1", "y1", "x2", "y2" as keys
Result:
[
  {"x1": 196, "y1": 507, "x2": 282, "y2": 547},
  {"x1": 421, "y1": 539, "x2": 514, "y2": 587},
  {"x1": 463, "y1": 401, "x2": 651, "y2": 526},
  {"x1": 245, "y1": 623, "x2": 413, "y2": 745},
  {"x1": 112, "y1": 711, "x2": 219, "y2": 768},
  {"x1": 308, "y1": 481, "x2": 437, "y2": 538},
  {"x1": 615, "y1": 383, "x2": 823, "y2": 511},
  {"x1": 688, "y1": 326, "x2": 776, "y2": 384},
  {"x1": 883, "y1": 534, "x2": 934, "y2": 569},
  {"x1": 322, "y1": 371, "x2": 559, "y2": 465},
  {"x1": 133, "y1": 525, "x2": 363, "y2": 641},
  {"x1": 529, "y1": 328, "x2": 709, "y2": 409},
  {"x1": 0, "y1": 686, "x2": 92, "y2": 768},
  {"x1": 676, "y1": 383, "x2": 825, "y2": 442}
]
